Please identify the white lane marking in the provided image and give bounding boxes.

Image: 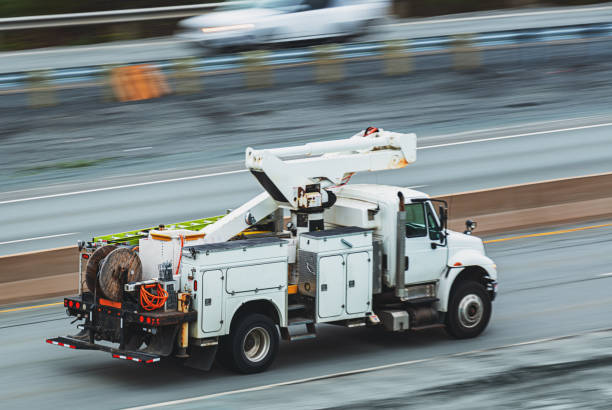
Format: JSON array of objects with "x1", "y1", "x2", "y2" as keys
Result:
[
  {"x1": 0, "y1": 39, "x2": 189, "y2": 58},
  {"x1": 123, "y1": 146, "x2": 152, "y2": 152},
  {"x1": 125, "y1": 328, "x2": 612, "y2": 409},
  {"x1": 389, "y1": 5, "x2": 612, "y2": 27},
  {"x1": 597, "y1": 272, "x2": 612, "y2": 277},
  {"x1": 0, "y1": 232, "x2": 78, "y2": 245},
  {"x1": 0, "y1": 169, "x2": 247, "y2": 205},
  {"x1": 3, "y1": 120, "x2": 612, "y2": 206},
  {"x1": 417, "y1": 115, "x2": 612, "y2": 141},
  {"x1": 418, "y1": 122, "x2": 612, "y2": 150}
]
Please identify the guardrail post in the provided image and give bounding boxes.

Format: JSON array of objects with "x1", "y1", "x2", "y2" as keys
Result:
[
  {"x1": 27, "y1": 70, "x2": 56, "y2": 108},
  {"x1": 452, "y1": 34, "x2": 480, "y2": 71},
  {"x1": 314, "y1": 44, "x2": 343, "y2": 83},
  {"x1": 383, "y1": 40, "x2": 412, "y2": 76},
  {"x1": 242, "y1": 50, "x2": 273, "y2": 89},
  {"x1": 102, "y1": 64, "x2": 118, "y2": 102},
  {"x1": 174, "y1": 58, "x2": 202, "y2": 94}
]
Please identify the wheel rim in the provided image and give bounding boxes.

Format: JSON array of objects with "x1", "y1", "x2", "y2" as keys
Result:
[
  {"x1": 458, "y1": 294, "x2": 484, "y2": 329},
  {"x1": 242, "y1": 327, "x2": 270, "y2": 363}
]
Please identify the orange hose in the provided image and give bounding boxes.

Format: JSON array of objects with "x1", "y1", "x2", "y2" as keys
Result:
[{"x1": 140, "y1": 283, "x2": 168, "y2": 311}]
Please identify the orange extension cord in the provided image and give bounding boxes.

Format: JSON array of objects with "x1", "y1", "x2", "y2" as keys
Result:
[
  {"x1": 140, "y1": 283, "x2": 168, "y2": 311},
  {"x1": 139, "y1": 234, "x2": 184, "y2": 311}
]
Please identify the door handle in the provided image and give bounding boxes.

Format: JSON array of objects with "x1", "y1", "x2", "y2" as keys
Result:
[{"x1": 405, "y1": 256, "x2": 409, "y2": 271}]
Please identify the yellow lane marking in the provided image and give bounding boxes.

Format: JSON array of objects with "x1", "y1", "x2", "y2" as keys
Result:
[
  {"x1": 0, "y1": 301, "x2": 62, "y2": 313},
  {"x1": 484, "y1": 223, "x2": 612, "y2": 244}
]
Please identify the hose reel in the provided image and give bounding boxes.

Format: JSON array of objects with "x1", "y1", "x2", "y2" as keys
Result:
[{"x1": 86, "y1": 245, "x2": 142, "y2": 301}]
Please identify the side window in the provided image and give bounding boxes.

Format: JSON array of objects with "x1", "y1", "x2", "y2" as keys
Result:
[
  {"x1": 405, "y1": 203, "x2": 427, "y2": 238},
  {"x1": 304, "y1": 0, "x2": 330, "y2": 10},
  {"x1": 426, "y1": 203, "x2": 442, "y2": 240}
]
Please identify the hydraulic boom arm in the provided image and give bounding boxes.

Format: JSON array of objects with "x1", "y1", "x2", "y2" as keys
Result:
[{"x1": 201, "y1": 128, "x2": 416, "y2": 242}]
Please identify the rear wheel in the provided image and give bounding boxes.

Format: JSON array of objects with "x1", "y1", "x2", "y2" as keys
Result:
[
  {"x1": 446, "y1": 281, "x2": 491, "y2": 339},
  {"x1": 226, "y1": 313, "x2": 279, "y2": 374}
]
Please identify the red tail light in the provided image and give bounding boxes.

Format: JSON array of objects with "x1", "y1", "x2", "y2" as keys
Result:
[
  {"x1": 68, "y1": 300, "x2": 74, "y2": 308},
  {"x1": 75, "y1": 302, "x2": 81, "y2": 309},
  {"x1": 194, "y1": 280, "x2": 198, "y2": 291},
  {"x1": 82, "y1": 254, "x2": 90, "y2": 259},
  {"x1": 64, "y1": 299, "x2": 68, "y2": 307},
  {"x1": 139, "y1": 316, "x2": 144, "y2": 323},
  {"x1": 146, "y1": 317, "x2": 151, "y2": 324}
]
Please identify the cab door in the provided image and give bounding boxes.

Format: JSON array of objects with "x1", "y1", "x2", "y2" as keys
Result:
[{"x1": 403, "y1": 202, "x2": 448, "y2": 284}]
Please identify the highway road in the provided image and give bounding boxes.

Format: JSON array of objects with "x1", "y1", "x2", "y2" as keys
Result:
[
  {"x1": 1, "y1": 220, "x2": 611, "y2": 409},
  {"x1": 2, "y1": 2, "x2": 612, "y2": 73}
]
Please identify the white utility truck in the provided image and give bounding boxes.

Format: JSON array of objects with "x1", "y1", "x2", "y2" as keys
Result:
[{"x1": 48, "y1": 128, "x2": 498, "y2": 373}]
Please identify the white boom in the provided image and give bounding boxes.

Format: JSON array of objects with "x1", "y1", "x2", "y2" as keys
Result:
[{"x1": 201, "y1": 128, "x2": 416, "y2": 242}]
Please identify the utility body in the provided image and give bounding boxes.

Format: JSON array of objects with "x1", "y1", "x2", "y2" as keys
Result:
[{"x1": 49, "y1": 128, "x2": 498, "y2": 373}]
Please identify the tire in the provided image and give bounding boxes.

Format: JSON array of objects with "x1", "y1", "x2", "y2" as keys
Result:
[
  {"x1": 446, "y1": 281, "x2": 491, "y2": 339},
  {"x1": 225, "y1": 313, "x2": 279, "y2": 374}
]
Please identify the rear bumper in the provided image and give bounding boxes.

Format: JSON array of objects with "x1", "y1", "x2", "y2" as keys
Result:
[
  {"x1": 51, "y1": 294, "x2": 197, "y2": 362},
  {"x1": 46, "y1": 336, "x2": 161, "y2": 364}
]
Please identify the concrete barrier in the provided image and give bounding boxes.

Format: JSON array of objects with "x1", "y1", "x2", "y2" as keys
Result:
[
  {"x1": 435, "y1": 171, "x2": 612, "y2": 235},
  {"x1": 2, "y1": 171, "x2": 612, "y2": 305}
]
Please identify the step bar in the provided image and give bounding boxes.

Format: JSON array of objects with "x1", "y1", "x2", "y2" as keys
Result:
[{"x1": 46, "y1": 336, "x2": 161, "y2": 364}]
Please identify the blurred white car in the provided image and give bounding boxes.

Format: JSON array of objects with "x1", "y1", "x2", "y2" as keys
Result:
[{"x1": 176, "y1": 0, "x2": 389, "y2": 49}]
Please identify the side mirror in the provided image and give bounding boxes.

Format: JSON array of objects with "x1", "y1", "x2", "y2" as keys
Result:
[{"x1": 464, "y1": 219, "x2": 477, "y2": 235}]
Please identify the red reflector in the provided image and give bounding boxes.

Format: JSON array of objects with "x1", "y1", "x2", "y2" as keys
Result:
[
  {"x1": 146, "y1": 317, "x2": 151, "y2": 324},
  {"x1": 75, "y1": 302, "x2": 80, "y2": 309},
  {"x1": 112, "y1": 354, "x2": 119, "y2": 358},
  {"x1": 68, "y1": 300, "x2": 74, "y2": 308},
  {"x1": 139, "y1": 315, "x2": 144, "y2": 323},
  {"x1": 46, "y1": 339, "x2": 52, "y2": 344},
  {"x1": 156, "y1": 318, "x2": 160, "y2": 325},
  {"x1": 64, "y1": 300, "x2": 68, "y2": 307},
  {"x1": 82, "y1": 254, "x2": 90, "y2": 259},
  {"x1": 194, "y1": 280, "x2": 198, "y2": 291}
]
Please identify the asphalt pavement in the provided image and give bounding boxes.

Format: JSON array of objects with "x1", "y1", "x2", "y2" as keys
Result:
[
  {"x1": 2, "y1": 220, "x2": 611, "y2": 409},
  {"x1": 2, "y1": 2, "x2": 612, "y2": 73}
]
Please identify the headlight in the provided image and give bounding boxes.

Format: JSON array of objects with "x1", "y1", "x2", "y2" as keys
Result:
[{"x1": 201, "y1": 24, "x2": 255, "y2": 33}]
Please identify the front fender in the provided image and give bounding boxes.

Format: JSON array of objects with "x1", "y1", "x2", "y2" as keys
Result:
[
  {"x1": 437, "y1": 251, "x2": 497, "y2": 312},
  {"x1": 448, "y1": 249, "x2": 496, "y2": 276}
]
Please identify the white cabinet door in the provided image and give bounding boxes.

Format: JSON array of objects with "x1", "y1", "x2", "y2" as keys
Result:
[
  {"x1": 200, "y1": 269, "x2": 223, "y2": 333},
  {"x1": 346, "y1": 252, "x2": 371, "y2": 314},
  {"x1": 318, "y1": 255, "x2": 345, "y2": 318}
]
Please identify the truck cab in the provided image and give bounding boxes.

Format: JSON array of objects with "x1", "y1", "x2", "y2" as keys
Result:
[{"x1": 327, "y1": 184, "x2": 497, "y2": 335}]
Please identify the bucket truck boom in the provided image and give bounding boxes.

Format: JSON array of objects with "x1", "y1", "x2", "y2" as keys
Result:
[{"x1": 202, "y1": 128, "x2": 416, "y2": 241}]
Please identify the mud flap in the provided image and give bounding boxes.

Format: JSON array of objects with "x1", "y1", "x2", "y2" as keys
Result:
[{"x1": 184, "y1": 345, "x2": 218, "y2": 371}]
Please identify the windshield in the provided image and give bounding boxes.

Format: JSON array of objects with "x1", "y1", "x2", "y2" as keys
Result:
[{"x1": 221, "y1": 0, "x2": 303, "y2": 11}]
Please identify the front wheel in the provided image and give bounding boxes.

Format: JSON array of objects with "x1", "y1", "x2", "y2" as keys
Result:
[
  {"x1": 446, "y1": 281, "x2": 491, "y2": 339},
  {"x1": 225, "y1": 313, "x2": 279, "y2": 374}
]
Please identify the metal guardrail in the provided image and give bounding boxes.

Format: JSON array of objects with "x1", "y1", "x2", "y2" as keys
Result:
[
  {"x1": 1, "y1": 22, "x2": 612, "y2": 92},
  {"x1": 0, "y1": 2, "x2": 243, "y2": 30}
]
